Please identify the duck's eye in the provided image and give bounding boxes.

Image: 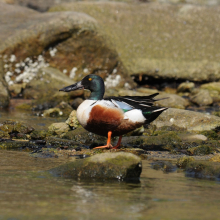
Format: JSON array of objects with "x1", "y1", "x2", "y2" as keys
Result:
[{"x1": 88, "y1": 78, "x2": 92, "y2": 81}]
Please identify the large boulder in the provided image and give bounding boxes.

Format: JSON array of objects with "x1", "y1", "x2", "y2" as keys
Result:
[
  {"x1": 50, "y1": 2, "x2": 220, "y2": 82},
  {"x1": 0, "y1": 2, "x2": 134, "y2": 94}
]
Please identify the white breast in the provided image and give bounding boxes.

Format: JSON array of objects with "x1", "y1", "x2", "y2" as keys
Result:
[{"x1": 76, "y1": 100, "x2": 96, "y2": 127}]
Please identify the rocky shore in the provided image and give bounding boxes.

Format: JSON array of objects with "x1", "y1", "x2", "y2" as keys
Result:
[{"x1": 1, "y1": 1, "x2": 220, "y2": 180}]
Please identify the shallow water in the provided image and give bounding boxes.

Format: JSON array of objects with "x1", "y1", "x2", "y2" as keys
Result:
[{"x1": 0, "y1": 150, "x2": 220, "y2": 220}]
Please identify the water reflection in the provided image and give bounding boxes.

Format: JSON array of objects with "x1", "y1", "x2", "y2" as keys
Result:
[{"x1": 1, "y1": 152, "x2": 220, "y2": 219}]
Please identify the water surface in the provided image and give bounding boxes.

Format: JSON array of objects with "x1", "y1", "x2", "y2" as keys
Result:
[{"x1": 0, "y1": 150, "x2": 220, "y2": 220}]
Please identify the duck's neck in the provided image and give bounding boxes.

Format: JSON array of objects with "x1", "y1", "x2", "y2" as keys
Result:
[
  {"x1": 89, "y1": 87, "x2": 105, "y2": 100},
  {"x1": 89, "y1": 90, "x2": 104, "y2": 100}
]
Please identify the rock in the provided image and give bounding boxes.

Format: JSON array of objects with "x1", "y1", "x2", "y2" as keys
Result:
[
  {"x1": 151, "y1": 161, "x2": 176, "y2": 173},
  {"x1": 0, "y1": 3, "x2": 134, "y2": 89},
  {"x1": 69, "y1": 97, "x2": 83, "y2": 110},
  {"x1": 0, "y1": 80, "x2": 10, "y2": 108},
  {"x1": 177, "y1": 82, "x2": 195, "y2": 93},
  {"x1": 0, "y1": 59, "x2": 10, "y2": 108},
  {"x1": 178, "y1": 134, "x2": 207, "y2": 142},
  {"x1": 187, "y1": 145, "x2": 215, "y2": 155},
  {"x1": 23, "y1": 67, "x2": 75, "y2": 104},
  {"x1": 43, "y1": 107, "x2": 63, "y2": 117},
  {"x1": 185, "y1": 161, "x2": 220, "y2": 180},
  {"x1": 46, "y1": 137, "x2": 80, "y2": 149},
  {"x1": 48, "y1": 122, "x2": 70, "y2": 136},
  {"x1": 201, "y1": 82, "x2": 220, "y2": 93},
  {"x1": 50, "y1": 2, "x2": 220, "y2": 82},
  {"x1": 176, "y1": 156, "x2": 195, "y2": 168},
  {"x1": 56, "y1": 101, "x2": 73, "y2": 117},
  {"x1": 8, "y1": 83, "x2": 25, "y2": 97},
  {"x1": 49, "y1": 152, "x2": 142, "y2": 180},
  {"x1": 30, "y1": 130, "x2": 47, "y2": 140},
  {"x1": 152, "y1": 108, "x2": 220, "y2": 132},
  {"x1": 190, "y1": 89, "x2": 213, "y2": 106},
  {"x1": 65, "y1": 110, "x2": 80, "y2": 129},
  {"x1": 209, "y1": 154, "x2": 220, "y2": 162},
  {"x1": 0, "y1": 120, "x2": 34, "y2": 134},
  {"x1": 155, "y1": 93, "x2": 189, "y2": 109}
]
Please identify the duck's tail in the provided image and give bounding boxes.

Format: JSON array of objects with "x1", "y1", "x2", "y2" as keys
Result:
[{"x1": 143, "y1": 107, "x2": 168, "y2": 124}]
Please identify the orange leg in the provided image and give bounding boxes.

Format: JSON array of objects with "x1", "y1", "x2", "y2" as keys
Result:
[
  {"x1": 93, "y1": 131, "x2": 113, "y2": 149},
  {"x1": 112, "y1": 135, "x2": 122, "y2": 149}
]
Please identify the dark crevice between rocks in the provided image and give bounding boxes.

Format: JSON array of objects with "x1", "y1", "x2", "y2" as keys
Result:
[{"x1": 131, "y1": 74, "x2": 210, "y2": 90}]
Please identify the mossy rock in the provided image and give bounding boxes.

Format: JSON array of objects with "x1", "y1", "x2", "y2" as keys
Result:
[
  {"x1": 200, "y1": 130, "x2": 219, "y2": 140},
  {"x1": 187, "y1": 145, "x2": 214, "y2": 156},
  {"x1": 46, "y1": 137, "x2": 81, "y2": 149},
  {"x1": 176, "y1": 156, "x2": 195, "y2": 168},
  {"x1": 30, "y1": 130, "x2": 47, "y2": 140},
  {"x1": 0, "y1": 120, "x2": 34, "y2": 134},
  {"x1": 151, "y1": 161, "x2": 176, "y2": 173},
  {"x1": 0, "y1": 140, "x2": 37, "y2": 150},
  {"x1": 49, "y1": 152, "x2": 142, "y2": 180},
  {"x1": 185, "y1": 161, "x2": 220, "y2": 180}
]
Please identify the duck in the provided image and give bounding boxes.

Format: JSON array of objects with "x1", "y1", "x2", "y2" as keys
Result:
[{"x1": 59, "y1": 74, "x2": 167, "y2": 149}]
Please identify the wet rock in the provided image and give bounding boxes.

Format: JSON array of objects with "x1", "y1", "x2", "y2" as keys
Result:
[
  {"x1": 65, "y1": 110, "x2": 80, "y2": 129},
  {"x1": 50, "y1": 2, "x2": 220, "y2": 82},
  {"x1": 48, "y1": 122, "x2": 70, "y2": 136},
  {"x1": 185, "y1": 161, "x2": 220, "y2": 180},
  {"x1": 178, "y1": 134, "x2": 207, "y2": 142},
  {"x1": 56, "y1": 101, "x2": 73, "y2": 117},
  {"x1": 0, "y1": 140, "x2": 37, "y2": 150},
  {"x1": 30, "y1": 130, "x2": 47, "y2": 140},
  {"x1": 152, "y1": 108, "x2": 220, "y2": 132},
  {"x1": 46, "y1": 137, "x2": 80, "y2": 149},
  {"x1": 0, "y1": 120, "x2": 34, "y2": 134},
  {"x1": 177, "y1": 82, "x2": 195, "y2": 93},
  {"x1": 187, "y1": 145, "x2": 216, "y2": 156},
  {"x1": 190, "y1": 89, "x2": 213, "y2": 106},
  {"x1": 43, "y1": 107, "x2": 63, "y2": 117},
  {"x1": 122, "y1": 132, "x2": 182, "y2": 151},
  {"x1": 176, "y1": 156, "x2": 195, "y2": 168},
  {"x1": 69, "y1": 98, "x2": 83, "y2": 110},
  {"x1": 151, "y1": 161, "x2": 176, "y2": 173},
  {"x1": 209, "y1": 154, "x2": 220, "y2": 162},
  {"x1": 49, "y1": 152, "x2": 142, "y2": 180}
]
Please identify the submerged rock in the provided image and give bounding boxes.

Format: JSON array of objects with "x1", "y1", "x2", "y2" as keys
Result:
[
  {"x1": 176, "y1": 156, "x2": 195, "y2": 168},
  {"x1": 49, "y1": 152, "x2": 142, "y2": 180},
  {"x1": 185, "y1": 161, "x2": 220, "y2": 180}
]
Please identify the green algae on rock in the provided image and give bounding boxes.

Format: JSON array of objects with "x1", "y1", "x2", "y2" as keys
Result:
[
  {"x1": 49, "y1": 152, "x2": 142, "y2": 180},
  {"x1": 176, "y1": 156, "x2": 195, "y2": 168}
]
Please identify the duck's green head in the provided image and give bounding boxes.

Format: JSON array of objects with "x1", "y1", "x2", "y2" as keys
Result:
[{"x1": 59, "y1": 74, "x2": 105, "y2": 100}]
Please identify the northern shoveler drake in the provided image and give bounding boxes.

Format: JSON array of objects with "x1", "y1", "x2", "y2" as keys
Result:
[{"x1": 59, "y1": 74, "x2": 167, "y2": 149}]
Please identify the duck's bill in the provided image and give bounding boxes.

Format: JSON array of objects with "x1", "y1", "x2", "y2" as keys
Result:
[{"x1": 59, "y1": 81, "x2": 84, "y2": 92}]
